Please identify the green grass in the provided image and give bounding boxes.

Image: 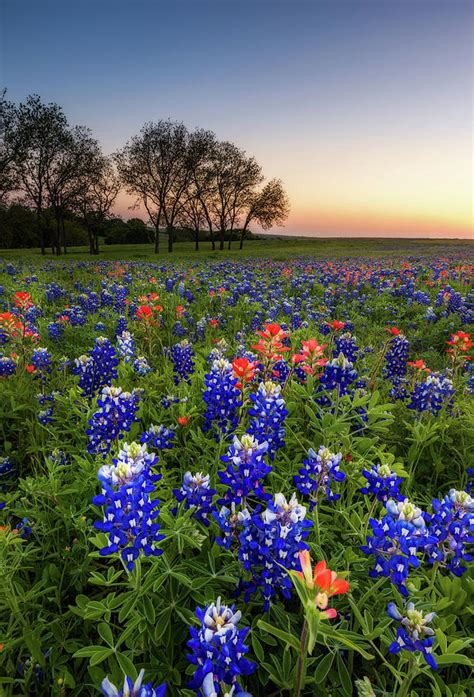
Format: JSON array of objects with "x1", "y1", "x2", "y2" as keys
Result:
[{"x1": 2, "y1": 237, "x2": 473, "y2": 261}]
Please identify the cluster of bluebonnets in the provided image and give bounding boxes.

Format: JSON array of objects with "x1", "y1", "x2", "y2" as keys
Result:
[{"x1": 0, "y1": 255, "x2": 473, "y2": 696}]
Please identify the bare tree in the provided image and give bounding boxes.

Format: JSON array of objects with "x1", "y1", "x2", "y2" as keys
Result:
[
  {"x1": 207, "y1": 142, "x2": 263, "y2": 250},
  {"x1": 8, "y1": 95, "x2": 70, "y2": 254},
  {"x1": 76, "y1": 155, "x2": 120, "y2": 255},
  {"x1": 186, "y1": 129, "x2": 218, "y2": 250},
  {"x1": 45, "y1": 126, "x2": 100, "y2": 255},
  {"x1": 115, "y1": 120, "x2": 190, "y2": 253},
  {"x1": 239, "y1": 178, "x2": 290, "y2": 249},
  {"x1": 0, "y1": 90, "x2": 18, "y2": 206}
]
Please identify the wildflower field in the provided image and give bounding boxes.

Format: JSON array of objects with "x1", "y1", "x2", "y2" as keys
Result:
[{"x1": 0, "y1": 249, "x2": 473, "y2": 697}]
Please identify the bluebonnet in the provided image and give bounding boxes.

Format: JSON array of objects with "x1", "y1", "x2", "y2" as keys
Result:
[
  {"x1": 425, "y1": 489, "x2": 474, "y2": 576},
  {"x1": 133, "y1": 355, "x2": 153, "y2": 376},
  {"x1": 387, "y1": 602, "x2": 437, "y2": 670},
  {"x1": 408, "y1": 373, "x2": 455, "y2": 415},
  {"x1": 141, "y1": 424, "x2": 175, "y2": 450},
  {"x1": 187, "y1": 597, "x2": 256, "y2": 695},
  {"x1": 361, "y1": 498, "x2": 433, "y2": 596},
  {"x1": 237, "y1": 493, "x2": 312, "y2": 610},
  {"x1": 213, "y1": 503, "x2": 247, "y2": 551},
  {"x1": 202, "y1": 358, "x2": 241, "y2": 440},
  {"x1": 383, "y1": 334, "x2": 409, "y2": 383},
  {"x1": 73, "y1": 337, "x2": 119, "y2": 397},
  {"x1": 360, "y1": 463, "x2": 404, "y2": 504},
  {"x1": 174, "y1": 472, "x2": 216, "y2": 526},
  {"x1": 47, "y1": 321, "x2": 64, "y2": 341},
  {"x1": 87, "y1": 386, "x2": 141, "y2": 457},
  {"x1": 0, "y1": 356, "x2": 16, "y2": 377},
  {"x1": 294, "y1": 446, "x2": 345, "y2": 509},
  {"x1": 101, "y1": 669, "x2": 167, "y2": 697},
  {"x1": 334, "y1": 332, "x2": 359, "y2": 362},
  {"x1": 172, "y1": 320, "x2": 186, "y2": 337},
  {"x1": 115, "y1": 316, "x2": 128, "y2": 336},
  {"x1": 247, "y1": 381, "x2": 287, "y2": 460},
  {"x1": 218, "y1": 434, "x2": 271, "y2": 504},
  {"x1": 38, "y1": 407, "x2": 54, "y2": 425},
  {"x1": 170, "y1": 340, "x2": 195, "y2": 385},
  {"x1": 95, "y1": 321, "x2": 106, "y2": 332},
  {"x1": 317, "y1": 353, "x2": 358, "y2": 405},
  {"x1": 93, "y1": 442, "x2": 163, "y2": 571},
  {"x1": 48, "y1": 449, "x2": 71, "y2": 467},
  {"x1": 31, "y1": 347, "x2": 52, "y2": 376},
  {"x1": 424, "y1": 306, "x2": 437, "y2": 322},
  {"x1": 117, "y1": 331, "x2": 136, "y2": 363}
]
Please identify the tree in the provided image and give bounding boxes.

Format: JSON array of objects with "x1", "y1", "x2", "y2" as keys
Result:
[
  {"x1": 115, "y1": 120, "x2": 191, "y2": 253},
  {"x1": 0, "y1": 90, "x2": 18, "y2": 205},
  {"x1": 44, "y1": 125, "x2": 100, "y2": 255},
  {"x1": 207, "y1": 142, "x2": 263, "y2": 250},
  {"x1": 7, "y1": 95, "x2": 70, "y2": 254},
  {"x1": 186, "y1": 129, "x2": 218, "y2": 250},
  {"x1": 239, "y1": 178, "x2": 290, "y2": 249},
  {"x1": 76, "y1": 156, "x2": 120, "y2": 254}
]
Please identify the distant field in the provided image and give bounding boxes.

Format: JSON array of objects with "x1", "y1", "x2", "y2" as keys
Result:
[{"x1": 1, "y1": 237, "x2": 473, "y2": 261}]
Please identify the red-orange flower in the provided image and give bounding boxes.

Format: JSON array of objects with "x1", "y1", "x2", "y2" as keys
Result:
[
  {"x1": 326, "y1": 320, "x2": 345, "y2": 332},
  {"x1": 407, "y1": 359, "x2": 430, "y2": 373},
  {"x1": 295, "y1": 551, "x2": 349, "y2": 619},
  {"x1": 177, "y1": 416, "x2": 190, "y2": 427},
  {"x1": 232, "y1": 357, "x2": 257, "y2": 389},
  {"x1": 385, "y1": 327, "x2": 401, "y2": 336},
  {"x1": 252, "y1": 323, "x2": 290, "y2": 363},
  {"x1": 447, "y1": 331, "x2": 472, "y2": 362},
  {"x1": 292, "y1": 339, "x2": 328, "y2": 375},
  {"x1": 136, "y1": 305, "x2": 153, "y2": 320},
  {"x1": 13, "y1": 292, "x2": 33, "y2": 309}
]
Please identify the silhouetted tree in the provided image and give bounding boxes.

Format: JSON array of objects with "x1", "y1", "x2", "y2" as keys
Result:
[
  {"x1": 76, "y1": 156, "x2": 120, "y2": 254},
  {"x1": 115, "y1": 120, "x2": 191, "y2": 253},
  {"x1": 0, "y1": 90, "x2": 18, "y2": 205},
  {"x1": 239, "y1": 178, "x2": 290, "y2": 249}
]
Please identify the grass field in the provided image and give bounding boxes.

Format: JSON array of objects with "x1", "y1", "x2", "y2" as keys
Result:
[{"x1": 2, "y1": 236, "x2": 473, "y2": 262}]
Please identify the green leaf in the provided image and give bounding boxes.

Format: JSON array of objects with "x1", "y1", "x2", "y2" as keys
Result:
[
  {"x1": 98, "y1": 622, "x2": 114, "y2": 648},
  {"x1": 256, "y1": 620, "x2": 300, "y2": 652},
  {"x1": 337, "y1": 654, "x2": 352, "y2": 697},
  {"x1": 436, "y1": 654, "x2": 473, "y2": 667},
  {"x1": 313, "y1": 651, "x2": 334, "y2": 685},
  {"x1": 116, "y1": 652, "x2": 137, "y2": 678},
  {"x1": 251, "y1": 633, "x2": 265, "y2": 663}
]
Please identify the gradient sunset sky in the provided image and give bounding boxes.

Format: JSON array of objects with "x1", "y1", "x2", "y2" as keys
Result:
[{"x1": 1, "y1": 0, "x2": 473, "y2": 238}]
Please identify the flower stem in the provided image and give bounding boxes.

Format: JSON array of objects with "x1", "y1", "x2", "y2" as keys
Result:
[{"x1": 294, "y1": 619, "x2": 309, "y2": 697}]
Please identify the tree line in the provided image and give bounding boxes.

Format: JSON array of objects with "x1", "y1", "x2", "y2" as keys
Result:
[{"x1": 0, "y1": 91, "x2": 289, "y2": 255}]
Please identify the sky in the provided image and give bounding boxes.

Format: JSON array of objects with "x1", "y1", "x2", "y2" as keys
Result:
[{"x1": 1, "y1": 0, "x2": 473, "y2": 238}]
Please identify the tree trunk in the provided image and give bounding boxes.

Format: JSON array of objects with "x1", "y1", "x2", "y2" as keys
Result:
[
  {"x1": 61, "y1": 214, "x2": 67, "y2": 254},
  {"x1": 94, "y1": 231, "x2": 100, "y2": 254},
  {"x1": 154, "y1": 221, "x2": 160, "y2": 253},
  {"x1": 167, "y1": 225, "x2": 173, "y2": 253},
  {"x1": 195, "y1": 227, "x2": 199, "y2": 251},
  {"x1": 219, "y1": 229, "x2": 224, "y2": 250},
  {"x1": 239, "y1": 225, "x2": 248, "y2": 250},
  {"x1": 209, "y1": 227, "x2": 215, "y2": 250},
  {"x1": 54, "y1": 213, "x2": 61, "y2": 256},
  {"x1": 36, "y1": 207, "x2": 45, "y2": 255}
]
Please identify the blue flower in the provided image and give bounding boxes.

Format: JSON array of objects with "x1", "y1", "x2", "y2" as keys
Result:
[
  {"x1": 170, "y1": 340, "x2": 195, "y2": 385},
  {"x1": 294, "y1": 446, "x2": 345, "y2": 509},
  {"x1": 387, "y1": 602, "x2": 437, "y2": 670},
  {"x1": 383, "y1": 334, "x2": 409, "y2": 384},
  {"x1": 73, "y1": 337, "x2": 119, "y2": 397},
  {"x1": 218, "y1": 434, "x2": 271, "y2": 504},
  {"x1": 101, "y1": 669, "x2": 167, "y2": 697},
  {"x1": 87, "y1": 386, "x2": 141, "y2": 457},
  {"x1": 141, "y1": 424, "x2": 175, "y2": 451},
  {"x1": 360, "y1": 463, "x2": 404, "y2": 504},
  {"x1": 187, "y1": 597, "x2": 256, "y2": 695},
  {"x1": 408, "y1": 373, "x2": 455, "y2": 415},
  {"x1": 174, "y1": 472, "x2": 216, "y2": 526},
  {"x1": 117, "y1": 331, "x2": 136, "y2": 363},
  {"x1": 247, "y1": 381, "x2": 287, "y2": 460},
  {"x1": 425, "y1": 489, "x2": 474, "y2": 576},
  {"x1": 133, "y1": 356, "x2": 152, "y2": 376},
  {"x1": 334, "y1": 332, "x2": 359, "y2": 362},
  {"x1": 361, "y1": 498, "x2": 433, "y2": 596},
  {"x1": 93, "y1": 442, "x2": 163, "y2": 571},
  {"x1": 202, "y1": 358, "x2": 241, "y2": 440},
  {"x1": 0, "y1": 355, "x2": 16, "y2": 377}
]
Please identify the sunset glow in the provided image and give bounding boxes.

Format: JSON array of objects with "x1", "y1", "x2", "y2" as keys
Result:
[{"x1": 2, "y1": 0, "x2": 473, "y2": 238}]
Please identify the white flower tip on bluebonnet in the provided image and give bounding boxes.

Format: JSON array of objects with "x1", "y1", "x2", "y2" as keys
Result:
[
  {"x1": 202, "y1": 672, "x2": 218, "y2": 697},
  {"x1": 100, "y1": 676, "x2": 119, "y2": 697}
]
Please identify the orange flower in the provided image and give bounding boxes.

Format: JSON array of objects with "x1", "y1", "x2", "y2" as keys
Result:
[
  {"x1": 136, "y1": 305, "x2": 153, "y2": 320},
  {"x1": 13, "y1": 292, "x2": 33, "y2": 309},
  {"x1": 385, "y1": 326, "x2": 401, "y2": 336},
  {"x1": 232, "y1": 357, "x2": 257, "y2": 389},
  {"x1": 177, "y1": 416, "x2": 190, "y2": 427},
  {"x1": 326, "y1": 320, "x2": 345, "y2": 332},
  {"x1": 252, "y1": 323, "x2": 290, "y2": 363},
  {"x1": 175, "y1": 305, "x2": 186, "y2": 318},
  {"x1": 292, "y1": 339, "x2": 328, "y2": 375},
  {"x1": 408, "y1": 359, "x2": 430, "y2": 373},
  {"x1": 295, "y1": 551, "x2": 349, "y2": 619}
]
